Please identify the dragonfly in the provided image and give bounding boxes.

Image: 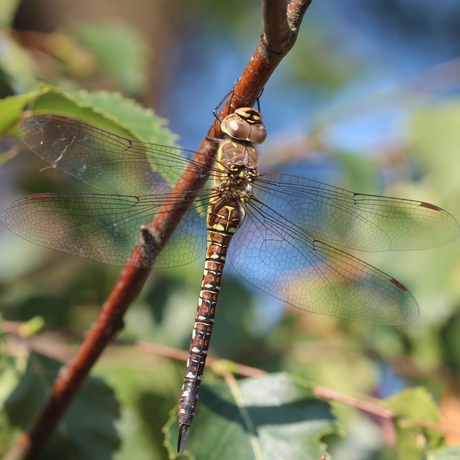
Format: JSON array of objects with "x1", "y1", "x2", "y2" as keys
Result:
[{"x1": 1, "y1": 109, "x2": 459, "y2": 452}]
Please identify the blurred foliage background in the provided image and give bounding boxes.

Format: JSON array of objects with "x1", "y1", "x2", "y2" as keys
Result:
[{"x1": 1, "y1": 0, "x2": 460, "y2": 459}]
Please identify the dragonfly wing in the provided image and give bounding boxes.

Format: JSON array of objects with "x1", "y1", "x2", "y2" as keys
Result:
[
  {"x1": 19, "y1": 115, "x2": 202, "y2": 196},
  {"x1": 230, "y1": 201, "x2": 419, "y2": 326},
  {"x1": 254, "y1": 173, "x2": 460, "y2": 252},
  {"x1": 0, "y1": 192, "x2": 206, "y2": 268}
]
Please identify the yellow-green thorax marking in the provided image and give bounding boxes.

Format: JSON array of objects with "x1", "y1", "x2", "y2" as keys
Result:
[{"x1": 177, "y1": 107, "x2": 266, "y2": 453}]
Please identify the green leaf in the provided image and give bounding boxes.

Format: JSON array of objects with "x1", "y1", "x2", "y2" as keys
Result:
[
  {"x1": 0, "y1": 89, "x2": 47, "y2": 135},
  {"x1": 0, "y1": 84, "x2": 176, "y2": 146},
  {"x1": 0, "y1": 84, "x2": 181, "y2": 183},
  {"x1": 0, "y1": 32, "x2": 38, "y2": 95},
  {"x1": 72, "y1": 90, "x2": 177, "y2": 146},
  {"x1": 410, "y1": 100, "x2": 460, "y2": 196},
  {"x1": 0, "y1": 328, "x2": 24, "y2": 456},
  {"x1": 0, "y1": 0, "x2": 20, "y2": 27},
  {"x1": 74, "y1": 21, "x2": 149, "y2": 96},
  {"x1": 164, "y1": 373, "x2": 338, "y2": 459},
  {"x1": 0, "y1": 85, "x2": 176, "y2": 144},
  {"x1": 386, "y1": 387, "x2": 443, "y2": 460},
  {"x1": 4, "y1": 351, "x2": 120, "y2": 460}
]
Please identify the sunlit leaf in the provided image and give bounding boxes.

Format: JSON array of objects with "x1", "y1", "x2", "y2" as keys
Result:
[
  {"x1": 386, "y1": 387, "x2": 443, "y2": 460},
  {"x1": 164, "y1": 373, "x2": 338, "y2": 459}
]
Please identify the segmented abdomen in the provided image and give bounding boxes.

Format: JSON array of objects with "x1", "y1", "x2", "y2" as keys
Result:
[{"x1": 177, "y1": 200, "x2": 243, "y2": 446}]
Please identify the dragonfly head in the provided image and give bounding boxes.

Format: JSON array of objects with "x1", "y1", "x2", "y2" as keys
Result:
[{"x1": 221, "y1": 107, "x2": 267, "y2": 145}]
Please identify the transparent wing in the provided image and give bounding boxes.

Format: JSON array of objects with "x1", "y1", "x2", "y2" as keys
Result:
[
  {"x1": 18, "y1": 115, "x2": 208, "y2": 196},
  {"x1": 253, "y1": 173, "x2": 460, "y2": 252},
  {"x1": 10, "y1": 115, "x2": 216, "y2": 267},
  {"x1": 10, "y1": 115, "x2": 459, "y2": 320},
  {"x1": 230, "y1": 200, "x2": 419, "y2": 326},
  {"x1": 0, "y1": 192, "x2": 208, "y2": 268}
]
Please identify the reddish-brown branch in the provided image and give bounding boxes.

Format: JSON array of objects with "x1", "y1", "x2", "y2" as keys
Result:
[
  {"x1": 218, "y1": 0, "x2": 313, "y2": 115},
  {"x1": 4, "y1": 1, "x2": 313, "y2": 459}
]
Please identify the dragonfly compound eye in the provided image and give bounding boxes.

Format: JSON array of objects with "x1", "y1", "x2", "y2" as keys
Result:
[{"x1": 221, "y1": 108, "x2": 267, "y2": 144}]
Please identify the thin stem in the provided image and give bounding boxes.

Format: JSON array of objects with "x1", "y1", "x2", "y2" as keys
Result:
[
  {"x1": 314, "y1": 386, "x2": 460, "y2": 438},
  {"x1": 224, "y1": 0, "x2": 313, "y2": 111}
]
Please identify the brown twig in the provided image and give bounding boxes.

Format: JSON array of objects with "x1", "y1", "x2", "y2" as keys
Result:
[
  {"x1": 4, "y1": 320, "x2": 268, "y2": 379},
  {"x1": 314, "y1": 386, "x2": 395, "y2": 419},
  {"x1": 314, "y1": 386, "x2": 460, "y2": 439},
  {"x1": 4, "y1": 1, "x2": 313, "y2": 459},
  {"x1": 226, "y1": 0, "x2": 312, "y2": 113}
]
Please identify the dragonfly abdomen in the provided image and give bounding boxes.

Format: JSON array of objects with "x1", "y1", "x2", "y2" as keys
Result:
[{"x1": 177, "y1": 200, "x2": 243, "y2": 452}]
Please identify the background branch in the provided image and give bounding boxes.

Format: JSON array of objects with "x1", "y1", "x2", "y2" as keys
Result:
[{"x1": 6, "y1": 320, "x2": 460, "y2": 445}]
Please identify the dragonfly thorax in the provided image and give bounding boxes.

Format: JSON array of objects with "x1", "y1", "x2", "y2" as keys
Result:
[
  {"x1": 217, "y1": 140, "x2": 259, "y2": 168},
  {"x1": 220, "y1": 163, "x2": 256, "y2": 202},
  {"x1": 215, "y1": 139, "x2": 259, "y2": 203}
]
